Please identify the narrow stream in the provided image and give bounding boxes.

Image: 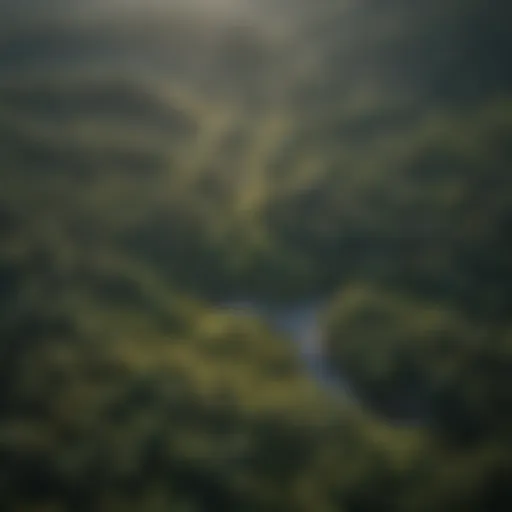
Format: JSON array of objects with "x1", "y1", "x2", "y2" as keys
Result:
[
  {"x1": 220, "y1": 299, "x2": 354, "y2": 398},
  {"x1": 219, "y1": 300, "x2": 431, "y2": 423}
]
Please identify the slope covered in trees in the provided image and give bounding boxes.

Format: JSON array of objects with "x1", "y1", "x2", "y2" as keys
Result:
[{"x1": 1, "y1": 0, "x2": 511, "y2": 510}]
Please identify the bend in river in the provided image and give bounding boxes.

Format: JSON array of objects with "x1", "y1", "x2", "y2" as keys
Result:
[{"x1": 218, "y1": 298, "x2": 354, "y2": 399}]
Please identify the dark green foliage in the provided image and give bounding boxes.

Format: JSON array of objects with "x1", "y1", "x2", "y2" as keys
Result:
[{"x1": 1, "y1": 0, "x2": 511, "y2": 510}]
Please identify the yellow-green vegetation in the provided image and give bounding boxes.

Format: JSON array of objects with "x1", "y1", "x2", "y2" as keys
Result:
[{"x1": 1, "y1": 0, "x2": 511, "y2": 510}]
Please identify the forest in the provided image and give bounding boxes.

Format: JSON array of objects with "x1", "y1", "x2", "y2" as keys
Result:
[{"x1": 1, "y1": 0, "x2": 511, "y2": 510}]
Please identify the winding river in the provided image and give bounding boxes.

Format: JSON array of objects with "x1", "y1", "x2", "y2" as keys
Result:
[
  {"x1": 219, "y1": 300, "x2": 432, "y2": 424},
  {"x1": 220, "y1": 299, "x2": 353, "y2": 398}
]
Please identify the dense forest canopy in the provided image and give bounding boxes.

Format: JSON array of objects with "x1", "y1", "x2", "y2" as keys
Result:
[{"x1": 1, "y1": 0, "x2": 511, "y2": 510}]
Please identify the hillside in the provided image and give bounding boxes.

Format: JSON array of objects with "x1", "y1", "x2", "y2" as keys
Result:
[{"x1": 1, "y1": 1, "x2": 511, "y2": 510}]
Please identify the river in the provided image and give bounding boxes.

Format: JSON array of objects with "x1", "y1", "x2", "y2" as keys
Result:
[{"x1": 219, "y1": 299, "x2": 354, "y2": 398}]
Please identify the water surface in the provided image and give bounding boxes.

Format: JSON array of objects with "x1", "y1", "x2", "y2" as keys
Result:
[{"x1": 220, "y1": 298, "x2": 353, "y2": 397}]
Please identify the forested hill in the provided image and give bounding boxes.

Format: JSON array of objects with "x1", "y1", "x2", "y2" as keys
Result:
[{"x1": 1, "y1": 1, "x2": 511, "y2": 510}]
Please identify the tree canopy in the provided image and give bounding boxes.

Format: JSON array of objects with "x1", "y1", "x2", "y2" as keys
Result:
[{"x1": 1, "y1": 0, "x2": 511, "y2": 510}]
